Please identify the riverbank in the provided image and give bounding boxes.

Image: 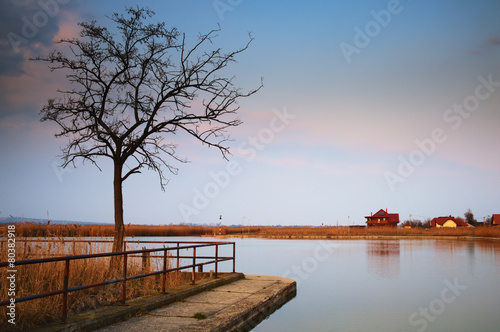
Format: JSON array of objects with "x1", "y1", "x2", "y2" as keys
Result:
[
  {"x1": 205, "y1": 234, "x2": 500, "y2": 241},
  {"x1": 3, "y1": 222, "x2": 500, "y2": 239}
]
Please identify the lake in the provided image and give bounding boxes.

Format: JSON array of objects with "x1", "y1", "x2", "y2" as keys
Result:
[{"x1": 136, "y1": 237, "x2": 500, "y2": 332}]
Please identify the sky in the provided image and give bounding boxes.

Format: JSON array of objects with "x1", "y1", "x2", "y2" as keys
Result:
[{"x1": 0, "y1": 0, "x2": 499, "y2": 226}]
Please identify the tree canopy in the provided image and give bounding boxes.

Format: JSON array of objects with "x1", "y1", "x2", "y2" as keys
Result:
[{"x1": 35, "y1": 7, "x2": 261, "y2": 253}]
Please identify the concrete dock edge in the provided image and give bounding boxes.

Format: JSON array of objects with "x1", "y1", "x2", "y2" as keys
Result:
[
  {"x1": 34, "y1": 273, "x2": 297, "y2": 332},
  {"x1": 190, "y1": 275, "x2": 297, "y2": 332},
  {"x1": 35, "y1": 273, "x2": 245, "y2": 332}
]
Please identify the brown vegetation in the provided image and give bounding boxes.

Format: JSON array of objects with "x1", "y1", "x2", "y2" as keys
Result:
[
  {"x1": 251, "y1": 225, "x2": 500, "y2": 238},
  {"x1": 2, "y1": 222, "x2": 500, "y2": 239},
  {"x1": 0, "y1": 232, "x2": 204, "y2": 330},
  {"x1": 1, "y1": 222, "x2": 259, "y2": 238}
]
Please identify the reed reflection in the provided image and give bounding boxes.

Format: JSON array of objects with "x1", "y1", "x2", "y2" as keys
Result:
[{"x1": 367, "y1": 240, "x2": 400, "y2": 278}]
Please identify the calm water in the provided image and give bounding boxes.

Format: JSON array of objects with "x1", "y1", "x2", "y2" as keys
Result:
[{"x1": 137, "y1": 237, "x2": 500, "y2": 332}]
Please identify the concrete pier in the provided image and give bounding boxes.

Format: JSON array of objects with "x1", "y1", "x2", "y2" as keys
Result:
[
  {"x1": 37, "y1": 273, "x2": 296, "y2": 332},
  {"x1": 96, "y1": 274, "x2": 296, "y2": 332}
]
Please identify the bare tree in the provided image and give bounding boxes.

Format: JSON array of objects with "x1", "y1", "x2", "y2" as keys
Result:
[
  {"x1": 464, "y1": 209, "x2": 477, "y2": 226},
  {"x1": 421, "y1": 218, "x2": 432, "y2": 228},
  {"x1": 35, "y1": 7, "x2": 261, "y2": 255},
  {"x1": 485, "y1": 215, "x2": 492, "y2": 226},
  {"x1": 400, "y1": 219, "x2": 423, "y2": 228}
]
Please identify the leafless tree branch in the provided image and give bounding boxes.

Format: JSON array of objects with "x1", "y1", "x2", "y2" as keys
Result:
[{"x1": 33, "y1": 6, "x2": 261, "y2": 253}]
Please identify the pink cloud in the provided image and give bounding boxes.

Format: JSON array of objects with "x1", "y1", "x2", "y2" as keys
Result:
[
  {"x1": 0, "y1": 113, "x2": 57, "y2": 137},
  {"x1": 0, "y1": 60, "x2": 66, "y2": 110},
  {"x1": 251, "y1": 153, "x2": 387, "y2": 176},
  {"x1": 289, "y1": 116, "x2": 417, "y2": 155},
  {"x1": 53, "y1": 11, "x2": 81, "y2": 41},
  {"x1": 0, "y1": 114, "x2": 31, "y2": 131},
  {"x1": 489, "y1": 37, "x2": 500, "y2": 46}
]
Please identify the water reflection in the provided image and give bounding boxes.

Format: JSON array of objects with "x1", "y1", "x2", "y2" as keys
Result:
[
  {"x1": 427, "y1": 240, "x2": 480, "y2": 276},
  {"x1": 366, "y1": 240, "x2": 400, "y2": 278},
  {"x1": 140, "y1": 237, "x2": 500, "y2": 332},
  {"x1": 465, "y1": 241, "x2": 476, "y2": 275}
]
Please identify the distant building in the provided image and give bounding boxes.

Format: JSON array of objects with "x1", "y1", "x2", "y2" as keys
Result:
[
  {"x1": 430, "y1": 215, "x2": 471, "y2": 228},
  {"x1": 365, "y1": 209, "x2": 399, "y2": 227},
  {"x1": 492, "y1": 214, "x2": 500, "y2": 226}
]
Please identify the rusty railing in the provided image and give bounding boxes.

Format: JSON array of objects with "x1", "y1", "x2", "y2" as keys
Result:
[{"x1": 0, "y1": 241, "x2": 235, "y2": 323}]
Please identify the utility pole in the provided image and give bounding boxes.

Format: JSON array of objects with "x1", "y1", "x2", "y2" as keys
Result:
[
  {"x1": 219, "y1": 215, "x2": 222, "y2": 235},
  {"x1": 348, "y1": 216, "x2": 350, "y2": 235}
]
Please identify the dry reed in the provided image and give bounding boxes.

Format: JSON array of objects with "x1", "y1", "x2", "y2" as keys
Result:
[
  {"x1": 253, "y1": 225, "x2": 500, "y2": 237},
  {"x1": 0, "y1": 229, "x2": 195, "y2": 330},
  {"x1": 2, "y1": 223, "x2": 259, "y2": 238}
]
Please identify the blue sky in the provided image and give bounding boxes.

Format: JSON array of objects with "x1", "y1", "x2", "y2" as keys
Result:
[{"x1": 0, "y1": 0, "x2": 499, "y2": 226}]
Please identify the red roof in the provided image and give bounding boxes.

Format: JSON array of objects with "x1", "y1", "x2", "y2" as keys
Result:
[
  {"x1": 365, "y1": 209, "x2": 399, "y2": 224},
  {"x1": 431, "y1": 215, "x2": 470, "y2": 227}
]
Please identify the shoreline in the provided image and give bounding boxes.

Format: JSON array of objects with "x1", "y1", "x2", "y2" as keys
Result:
[
  {"x1": 4, "y1": 222, "x2": 500, "y2": 239},
  {"x1": 203, "y1": 234, "x2": 500, "y2": 241}
]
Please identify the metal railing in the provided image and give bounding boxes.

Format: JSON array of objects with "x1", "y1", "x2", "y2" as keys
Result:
[{"x1": 0, "y1": 241, "x2": 235, "y2": 323}]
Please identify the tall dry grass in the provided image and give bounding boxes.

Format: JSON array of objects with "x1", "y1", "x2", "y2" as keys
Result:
[
  {"x1": 0, "y1": 233, "x2": 193, "y2": 330},
  {"x1": 2, "y1": 222, "x2": 500, "y2": 240},
  {"x1": 2, "y1": 222, "x2": 259, "y2": 238},
  {"x1": 247, "y1": 225, "x2": 500, "y2": 238}
]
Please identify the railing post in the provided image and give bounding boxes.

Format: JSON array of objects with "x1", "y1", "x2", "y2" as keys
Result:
[
  {"x1": 62, "y1": 259, "x2": 70, "y2": 323},
  {"x1": 191, "y1": 247, "x2": 196, "y2": 285},
  {"x1": 232, "y1": 243, "x2": 236, "y2": 273},
  {"x1": 215, "y1": 243, "x2": 219, "y2": 278},
  {"x1": 1, "y1": 240, "x2": 5, "y2": 260},
  {"x1": 162, "y1": 248, "x2": 167, "y2": 293},
  {"x1": 176, "y1": 242, "x2": 180, "y2": 271},
  {"x1": 141, "y1": 247, "x2": 150, "y2": 272},
  {"x1": 122, "y1": 253, "x2": 127, "y2": 305}
]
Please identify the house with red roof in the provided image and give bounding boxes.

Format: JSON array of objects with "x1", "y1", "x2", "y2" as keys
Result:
[
  {"x1": 491, "y1": 214, "x2": 500, "y2": 226},
  {"x1": 430, "y1": 215, "x2": 471, "y2": 228},
  {"x1": 365, "y1": 208, "x2": 399, "y2": 227}
]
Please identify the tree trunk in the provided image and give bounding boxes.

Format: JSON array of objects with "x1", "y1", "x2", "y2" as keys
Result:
[{"x1": 110, "y1": 160, "x2": 125, "y2": 270}]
